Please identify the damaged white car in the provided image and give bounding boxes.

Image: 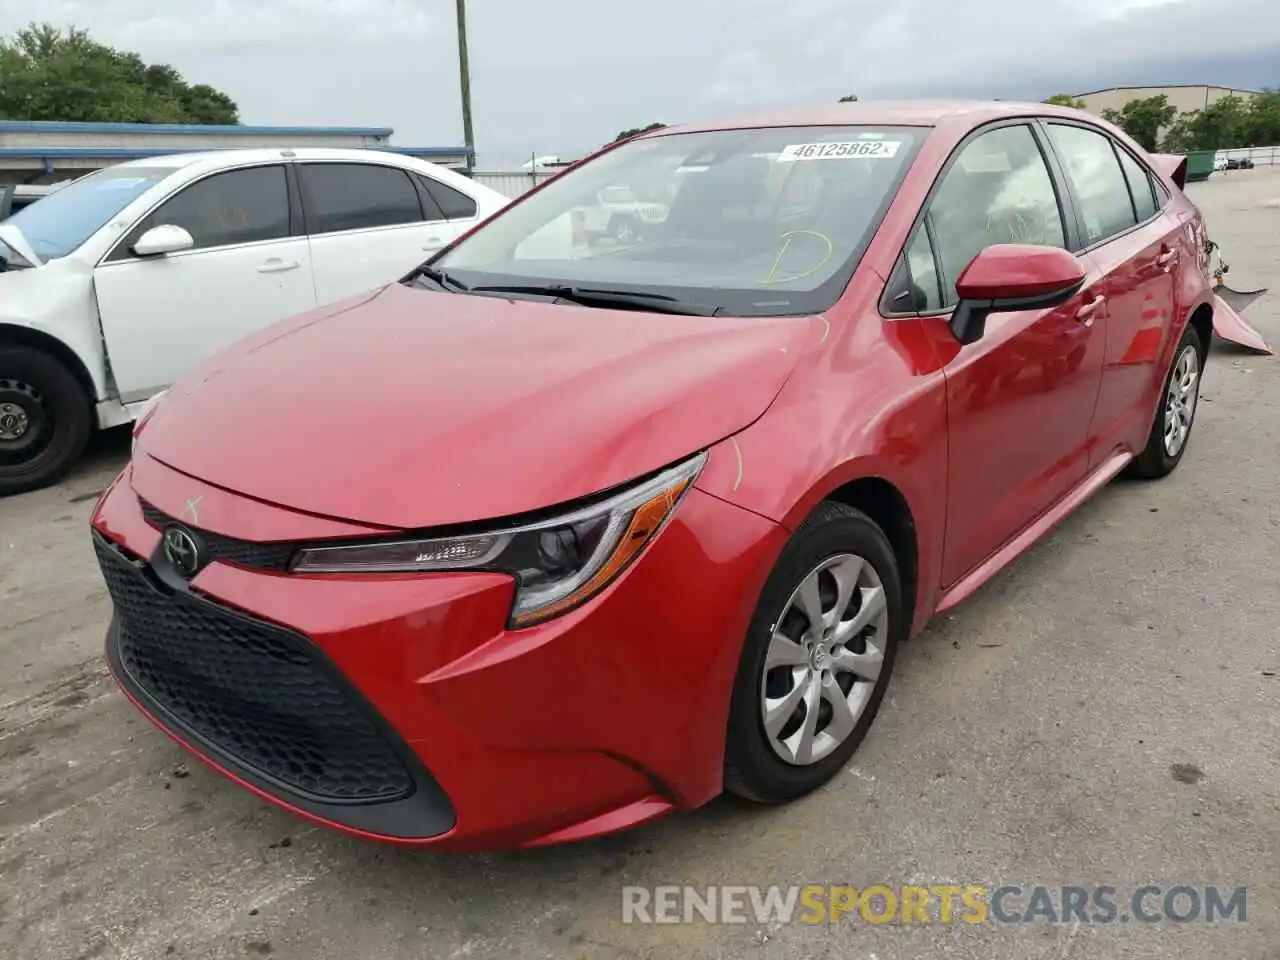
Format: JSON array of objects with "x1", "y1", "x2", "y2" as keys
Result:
[{"x1": 0, "y1": 148, "x2": 508, "y2": 495}]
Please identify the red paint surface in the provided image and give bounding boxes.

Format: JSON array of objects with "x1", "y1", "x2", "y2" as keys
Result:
[{"x1": 95, "y1": 101, "x2": 1231, "y2": 851}]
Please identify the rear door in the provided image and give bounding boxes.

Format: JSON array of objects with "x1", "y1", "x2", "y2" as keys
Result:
[
  {"x1": 93, "y1": 163, "x2": 316, "y2": 401},
  {"x1": 297, "y1": 161, "x2": 459, "y2": 305},
  {"x1": 1040, "y1": 121, "x2": 1180, "y2": 464}
]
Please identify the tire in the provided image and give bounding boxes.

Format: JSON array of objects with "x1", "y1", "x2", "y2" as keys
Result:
[
  {"x1": 0, "y1": 345, "x2": 93, "y2": 496},
  {"x1": 724, "y1": 501, "x2": 904, "y2": 804},
  {"x1": 1127, "y1": 323, "x2": 1204, "y2": 479}
]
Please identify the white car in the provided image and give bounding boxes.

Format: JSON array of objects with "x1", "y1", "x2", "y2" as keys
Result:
[{"x1": 0, "y1": 147, "x2": 508, "y2": 494}]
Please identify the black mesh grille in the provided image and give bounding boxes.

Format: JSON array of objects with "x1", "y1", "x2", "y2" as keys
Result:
[
  {"x1": 139, "y1": 500, "x2": 296, "y2": 571},
  {"x1": 96, "y1": 535, "x2": 414, "y2": 804}
]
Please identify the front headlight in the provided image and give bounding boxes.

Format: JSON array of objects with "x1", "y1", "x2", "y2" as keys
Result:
[
  {"x1": 131, "y1": 390, "x2": 168, "y2": 454},
  {"x1": 291, "y1": 453, "x2": 706, "y2": 627}
]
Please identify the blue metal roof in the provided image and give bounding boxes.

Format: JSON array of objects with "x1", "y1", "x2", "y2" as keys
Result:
[
  {"x1": 0, "y1": 145, "x2": 473, "y2": 159},
  {"x1": 0, "y1": 120, "x2": 396, "y2": 137}
]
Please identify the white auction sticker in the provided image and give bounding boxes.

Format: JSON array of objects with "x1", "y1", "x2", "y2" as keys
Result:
[{"x1": 777, "y1": 140, "x2": 902, "y2": 162}]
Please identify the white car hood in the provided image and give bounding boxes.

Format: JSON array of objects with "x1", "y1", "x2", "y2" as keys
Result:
[{"x1": 0, "y1": 224, "x2": 41, "y2": 267}]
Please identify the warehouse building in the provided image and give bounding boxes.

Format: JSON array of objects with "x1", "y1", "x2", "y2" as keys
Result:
[
  {"x1": 1073, "y1": 83, "x2": 1262, "y2": 116},
  {"x1": 0, "y1": 120, "x2": 472, "y2": 184}
]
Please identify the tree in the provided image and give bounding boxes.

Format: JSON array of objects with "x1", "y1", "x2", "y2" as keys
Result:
[
  {"x1": 613, "y1": 122, "x2": 665, "y2": 143},
  {"x1": 1043, "y1": 94, "x2": 1086, "y2": 109},
  {"x1": 1099, "y1": 94, "x2": 1176, "y2": 152},
  {"x1": 839, "y1": 94, "x2": 858, "y2": 102},
  {"x1": 0, "y1": 23, "x2": 239, "y2": 124},
  {"x1": 1160, "y1": 92, "x2": 1273, "y2": 152}
]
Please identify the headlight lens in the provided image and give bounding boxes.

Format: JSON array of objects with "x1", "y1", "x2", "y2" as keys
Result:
[
  {"x1": 131, "y1": 390, "x2": 168, "y2": 454},
  {"x1": 290, "y1": 453, "x2": 706, "y2": 627}
]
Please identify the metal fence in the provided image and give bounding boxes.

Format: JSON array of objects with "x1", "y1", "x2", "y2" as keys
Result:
[
  {"x1": 1214, "y1": 146, "x2": 1280, "y2": 167},
  {"x1": 470, "y1": 170, "x2": 558, "y2": 197}
]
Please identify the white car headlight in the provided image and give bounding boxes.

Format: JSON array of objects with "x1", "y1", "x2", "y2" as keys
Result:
[
  {"x1": 291, "y1": 453, "x2": 705, "y2": 627},
  {"x1": 131, "y1": 390, "x2": 168, "y2": 453}
]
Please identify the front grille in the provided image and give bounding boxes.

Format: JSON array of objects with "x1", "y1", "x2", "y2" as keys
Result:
[
  {"x1": 96, "y1": 535, "x2": 414, "y2": 804},
  {"x1": 140, "y1": 500, "x2": 296, "y2": 572}
]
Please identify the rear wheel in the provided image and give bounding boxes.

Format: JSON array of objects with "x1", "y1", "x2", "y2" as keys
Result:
[
  {"x1": 1128, "y1": 323, "x2": 1204, "y2": 479},
  {"x1": 0, "y1": 346, "x2": 92, "y2": 496},
  {"x1": 724, "y1": 501, "x2": 904, "y2": 804}
]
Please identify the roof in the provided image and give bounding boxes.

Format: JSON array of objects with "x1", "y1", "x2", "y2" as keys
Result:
[
  {"x1": 0, "y1": 120, "x2": 396, "y2": 137},
  {"x1": 650, "y1": 99, "x2": 1087, "y2": 136},
  {"x1": 0, "y1": 144, "x2": 472, "y2": 161},
  {"x1": 1071, "y1": 83, "x2": 1263, "y2": 98}
]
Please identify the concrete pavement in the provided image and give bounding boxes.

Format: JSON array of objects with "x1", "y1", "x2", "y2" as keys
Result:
[{"x1": 2, "y1": 167, "x2": 1278, "y2": 960}]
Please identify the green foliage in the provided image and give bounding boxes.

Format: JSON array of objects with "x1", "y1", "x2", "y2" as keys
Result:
[
  {"x1": 613, "y1": 122, "x2": 666, "y2": 143},
  {"x1": 0, "y1": 23, "x2": 239, "y2": 124},
  {"x1": 1100, "y1": 95, "x2": 1177, "y2": 152},
  {"x1": 838, "y1": 94, "x2": 858, "y2": 102},
  {"x1": 1043, "y1": 94, "x2": 1086, "y2": 109},
  {"x1": 1088, "y1": 88, "x2": 1280, "y2": 153}
]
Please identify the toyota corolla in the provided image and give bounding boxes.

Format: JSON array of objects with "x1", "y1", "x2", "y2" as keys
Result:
[{"x1": 90, "y1": 101, "x2": 1268, "y2": 852}]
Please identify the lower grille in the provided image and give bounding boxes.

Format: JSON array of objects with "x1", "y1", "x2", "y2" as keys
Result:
[{"x1": 95, "y1": 534, "x2": 414, "y2": 804}]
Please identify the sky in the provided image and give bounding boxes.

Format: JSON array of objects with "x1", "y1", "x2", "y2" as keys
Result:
[{"x1": 2, "y1": 0, "x2": 1278, "y2": 166}]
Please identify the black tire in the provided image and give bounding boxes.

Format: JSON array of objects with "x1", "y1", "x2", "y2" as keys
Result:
[
  {"x1": 0, "y1": 345, "x2": 93, "y2": 496},
  {"x1": 1127, "y1": 323, "x2": 1205, "y2": 479},
  {"x1": 724, "y1": 501, "x2": 904, "y2": 804}
]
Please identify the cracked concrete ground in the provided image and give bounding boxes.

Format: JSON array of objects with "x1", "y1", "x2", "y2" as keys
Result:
[{"x1": 2, "y1": 168, "x2": 1278, "y2": 960}]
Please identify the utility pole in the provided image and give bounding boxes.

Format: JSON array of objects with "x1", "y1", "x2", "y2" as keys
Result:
[{"x1": 455, "y1": 0, "x2": 475, "y2": 172}]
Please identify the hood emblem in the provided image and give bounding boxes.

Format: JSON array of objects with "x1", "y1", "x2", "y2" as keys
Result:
[{"x1": 162, "y1": 525, "x2": 202, "y2": 579}]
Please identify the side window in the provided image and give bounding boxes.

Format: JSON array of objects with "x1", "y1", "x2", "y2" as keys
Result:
[
  {"x1": 884, "y1": 226, "x2": 943, "y2": 314},
  {"x1": 420, "y1": 176, "x2": 478, "y2": 220},
  {"x1": 927, "y1": 124, "x2": 1067, "y2": 308},
  {"x1": 300, "y1": 163, "x2": 424, "y2": 234},
  {"x1": 121, "y1": 165, "x2": 290, "y2": 255},
  {"x1": 1045, "y1": 123, "x2": 1137, "y2": 245},
  {"x1": 1115, "y1": 147, "x2": 1159, "y2": 223}
]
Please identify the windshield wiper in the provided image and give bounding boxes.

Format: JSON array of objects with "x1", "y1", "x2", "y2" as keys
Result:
[
  {"x1": 405, "y1": 264, "x2": 469, "y2": 292},
  {"x1": 467, "y1": 284, "x2": 723, "y2": 316}
]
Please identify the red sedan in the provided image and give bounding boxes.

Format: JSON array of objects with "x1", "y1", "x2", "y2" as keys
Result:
[{"x1": 91, "y1": 101, "x2": 1267, "y2": 852}]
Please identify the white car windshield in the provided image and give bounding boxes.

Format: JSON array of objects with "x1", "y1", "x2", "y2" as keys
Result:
[
  {"x1": 5, "y1": 167, "x2": 170, "y2": 262},
  {"x1": 432, "y1": 125, "x2": 926, "y2": 316}
]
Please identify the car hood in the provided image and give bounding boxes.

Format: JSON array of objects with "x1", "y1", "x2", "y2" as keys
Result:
[{"x1": 139, "y1": 283, "x2": 817, "y2": 529}]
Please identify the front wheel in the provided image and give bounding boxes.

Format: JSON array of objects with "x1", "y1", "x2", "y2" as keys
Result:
[
  {"x1": 0, "y1": 345, "x2": 93, "y2": 496},
  {"x1": 724, "y1": 501, "x2": 904, "y2": 804},
  {"x1": 1127, "y1": 323, "x2": 1204, "y2": 479}
]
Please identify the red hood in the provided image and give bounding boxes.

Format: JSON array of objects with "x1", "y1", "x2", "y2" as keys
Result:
[{"x1": 139, "y1": 283, "x2": 816, "y2": 528}]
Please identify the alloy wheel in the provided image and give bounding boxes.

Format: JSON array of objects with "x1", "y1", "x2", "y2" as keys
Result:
[
  {"x1": 1163, "y1": 344, "x2": 1200, "y2": 457},
  {"x1": 761, "y1": 553, "x2": 889, "y2": 766}
]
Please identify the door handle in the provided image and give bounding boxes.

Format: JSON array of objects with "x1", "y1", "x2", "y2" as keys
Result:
[
  {"x1": 1075, "y1": 295, "x2": 1106, "y2": 326},
  {"x1": 1156, "y1": 249, "x2": 1179, "y2": 269},
  {"x1": 258, "y1": 259, "x2": 300, "y2": 274}
]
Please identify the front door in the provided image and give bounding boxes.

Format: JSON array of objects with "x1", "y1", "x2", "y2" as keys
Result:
[
  {"x1": 914, "y1": 122, "x2": 1107, "y2": 586},
  {"x1": 94, "y1": 164, "x2": 315, "y2": 402},
  {"x1": 297, "y1": 161, "x2": 459, "y2": 306}
]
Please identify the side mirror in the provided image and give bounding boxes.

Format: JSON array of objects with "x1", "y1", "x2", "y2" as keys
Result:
[
  {"x1": 950, "y1": 244, "x2": 1087, "y2": 344},
  {"x1": 131, "y1": 224, "x2": 194, "y2": 258}
]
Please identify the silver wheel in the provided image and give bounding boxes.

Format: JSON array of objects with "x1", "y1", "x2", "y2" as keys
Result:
[
  {"x1": 761, "y1": 553, "x2": 888, "y2": 766},
  {"x1": 1163, "y1": 343, "x2": 1200, "y2": 457}
]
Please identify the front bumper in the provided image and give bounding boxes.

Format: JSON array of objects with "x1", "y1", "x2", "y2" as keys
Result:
[{"x1": 91, "y1": 454, "x2": 786, "y2": 851}]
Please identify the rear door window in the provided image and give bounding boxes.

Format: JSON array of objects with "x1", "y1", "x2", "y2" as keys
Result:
[
  {"x1": 1115, "y1": 147, "x2": 1159, "y2": 223},
  {"x1": 419, "y1": 176, "x2": 479, "y2": 219},
  {"x1": 300, "y1": 163, "x2": 426, "y2": 235},
  {"x1": 1044, "y1": 123, "x2": 1138, "y2": 246}
]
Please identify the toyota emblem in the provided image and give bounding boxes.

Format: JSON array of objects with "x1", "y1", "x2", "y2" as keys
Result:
[{"x1": 162, "y1": 525, "x2": 201, "y2": 578}]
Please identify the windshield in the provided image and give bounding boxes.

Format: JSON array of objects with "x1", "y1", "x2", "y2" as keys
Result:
[
  {"x1": 433, "y1": 125, "x2": 926, "y2": 316},
  {"x1": 4, "y1": 166, "x2": 171, "y2": 262}
]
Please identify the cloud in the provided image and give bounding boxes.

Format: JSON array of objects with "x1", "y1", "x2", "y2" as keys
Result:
[{"x1": 2, "y1": 0, "x2": 1276, "y2": 164}]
